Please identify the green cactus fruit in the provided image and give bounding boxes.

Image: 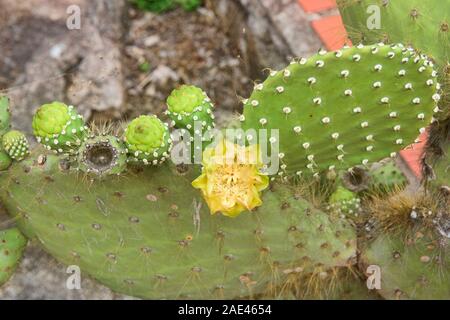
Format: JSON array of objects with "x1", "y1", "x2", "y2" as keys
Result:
[
  {"x1": 369, "y1": 160, "x2": 407, "y2": 193},
  {"x1": 32, "y1": 102, "x2": 87, "y2": 155},
  {"x1": 327, "y1": 186, "x2": 362, "y2": 219},
  {"x1": 124, "y1": 115, "x2": 172, "y2": 165},
  {"x1": 360, "y1": 229, "x2": 449, "y2": 299},
  {"x1": 166, "y1": 85, "x2": 215, "y2": 132},
  {"x1": 77, "y1": 134, "x2": 128, "y2": 175},
  {"x1": 0, "y1": 228, "x2": 27, "y2": 287},
  {"x1": 0, "y1": 150, "x2": 356, "y2": 299},
  {"x1": 0, "y1": 96, "x2": 11, "y2": 138},
  {"x1": 0, "y1": 145, "x2": 12, "y2": 171},
  {"x1": 2, "y1": 130, "x2": 29, "y2": 161},
  {"x1": 241, "y1": 44, "x2": 440, "y2": 177}
]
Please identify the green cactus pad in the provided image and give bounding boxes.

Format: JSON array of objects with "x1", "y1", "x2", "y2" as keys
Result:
[
  {"x1": 360, "y1": 230, "x2": 450, "y2": 299},
  {"x1": 0, "y1": 146, "x2": 12, "y2": 171},
  {"x1": 2, "y1": 130, "x2": 29, "y2": 161},
  {"x1": 337, "y1": 0, "x2": 449, "y2": 70},
  {"x1": 369, "y1": 160, "x2": 407, "y2": 193},
  {"x1": 77, "y1": 135, "x2": 128, "y2": 175},
  {"x1": 124, "y1": 115, "x2": 172, "y2": 165},
  {"x1": 0, "y1": 228, "x2": 27, "y2": 286},
  {"x1": 166, "y1": 85, "x2": 215, "y2": 132},
  {"x1": 429, "y1": 143, "x2": 449, "y2": 190},
  {"x1": 327, "y1": 186, "x2": 362, "y2": 219},
  {"x1": 0, "y1": 96, "x2": 11, "y2": 138},
  {"x1": 241, "y1": 44, "x2": 440, "y2": 177},
  {"x1": 32, "y1": 102, "x2": 87, "y2": 154},
  {"x1": 0, "y1": 150, "x2": 356, "y2": 299}
]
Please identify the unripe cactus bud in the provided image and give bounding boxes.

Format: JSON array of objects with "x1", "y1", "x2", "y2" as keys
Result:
[
  {"x1": 32, "y1": 102, "x2": 87, "y2": 154},
  {"x1": 166, "y1": 85, "x2": 215, "y2": 132},
  {"x1": 124, "y1": 115, "x2": 172, "y2": 165},
  {"x1": 2, "y1": 130, "x2": 29, "y2": 161}
]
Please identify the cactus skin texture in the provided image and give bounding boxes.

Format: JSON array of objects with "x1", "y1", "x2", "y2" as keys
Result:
[
  {"x1": 369, "y1": 160, "x2": 407, "y2": 193},
  {"x1": 0, "y1": 228, "x2": 27, "y2": 286},
  {"x1": 337, "y1": 0, "x2": 449, "y2": 125},
  {"x1": 77, "y1": 134, "x2": 128, "y2": 175},
  {"x1": 241, "y1": 44, "x2": 440, "y2": 177},
  {"x1": 2, "y1": 130, "x2": 29, "y2": 161},
  {"x1": 429, "y1": 143, "x2": 449, "y2": 192},
  {"x1": 0, "y1": 96, "x2": 11, "y2": 138},
  {"x1": 361, "y1": 190, "x2": 449, "y2": 299},
  {"x1": 0, "y1": 150, "x2": 356, "y2": 299},
  {"x1": 337, "y1": 0, "x2": 449, "y2": 70},
  {"x1": 166, "y1": 85, "x2": 215, "y2": 132},
  {"x1": 361, "y1": 230, "x2": 449, "y2": 299},
  {"x1": 124, "y1": 115, "x2": 172, "y2": 165},
  {"x1": 0, "y1": 145, "x2": 12, "y2": 171},
  {"x1": 32, "y1": 102, "x2": 87, "y2": 155}
]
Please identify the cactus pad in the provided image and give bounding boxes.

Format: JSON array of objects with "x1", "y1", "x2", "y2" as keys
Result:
[
  {"x1": 124, "y1": 115, "x2": 172, "y2": 165},
  {"x1": 369, "y1": 160, "x2": 407, "y2": 193},
  {"x1": 0, "y1": 228, "x2": 27, "y2": 286},
  {"x1": 337, "y1": 0, "x2": 449, "y2": 70},
  {"x1": 361, "y1": 230, "x2": 449, "y2": 299},
  {"x1": 0, "y1": 96, "x2": 11, "y2": 138},
  {"x1": 0, "y1": 150, "x2": 356, "y2": 299},
  {"x1": 0, "y1": 146, "x2": 12, "y2": 171},
  {"x1": 32, "y1": 102, "x2": 87, "y2": 154},
  {"x1": 2, "y1": 130, "x2": 29, "y2": 161},
  {"x1": 241, "y1": 44, "x2": 440, "y2": 177}
]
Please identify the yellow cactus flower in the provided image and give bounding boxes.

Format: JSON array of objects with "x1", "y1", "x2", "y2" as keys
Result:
[{"x1": 192, "y1": 139, "x2": 269, "y2": 217}]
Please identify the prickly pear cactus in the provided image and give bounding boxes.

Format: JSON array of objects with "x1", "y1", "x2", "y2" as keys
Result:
[
  {"x1": 0, "y1": 151, "x2": 356, "y2": 299},
  {"x1": 0, "y1": 228, "x2": 27, "y2": 286},
  {"x1": 241, "y1": 44, "x2": 440, "y2": 177}
]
